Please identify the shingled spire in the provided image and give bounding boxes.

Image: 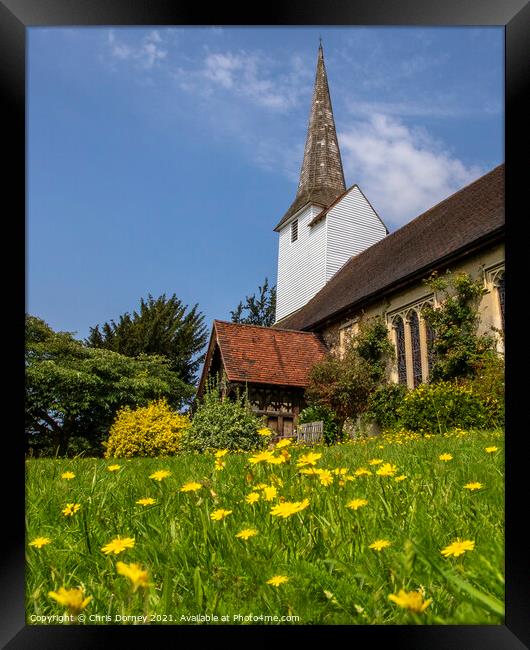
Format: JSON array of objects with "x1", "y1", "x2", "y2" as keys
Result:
[{"x1": 274, "y1": 43, "x2": 346, "y2": 231}]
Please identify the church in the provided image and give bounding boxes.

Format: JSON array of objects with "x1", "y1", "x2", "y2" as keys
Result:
[{"x1": 197, "y1": 44, "x2": 505, "y2": 437}]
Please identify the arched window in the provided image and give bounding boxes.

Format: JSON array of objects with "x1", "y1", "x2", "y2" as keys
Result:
[
  {"x1": 497, "y1": 273, "x2": 505, "y2": 330},
  {"x1": 394, "y1": 316, "x2": 407, "y2": 385},
  {"x1": 423, "y1": 311, "x2": 435, "y2": 376},
  {"x1": 409, "y1": 310, "x2": 422, "y2": 388}
]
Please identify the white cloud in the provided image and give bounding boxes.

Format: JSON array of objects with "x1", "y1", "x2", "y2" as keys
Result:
[
  {"x1": 339, "y1": 114, "x2": 485, "y2": 228},
  {"x1": 107, "y1": 30, "x2": 167, "y2": 69},
  {"x1": 199, "y1": 50, "x2": 311, "y2": 112}
]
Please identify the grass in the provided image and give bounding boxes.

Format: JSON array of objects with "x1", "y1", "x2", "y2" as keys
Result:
[{"x1": 25, "y1": 428, "x2": 504, "y2": 625}]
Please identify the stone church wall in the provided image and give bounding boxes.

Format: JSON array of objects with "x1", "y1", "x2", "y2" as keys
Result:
[{"x1": 316, "y1": 241, "x2": 504, "y2": 387}]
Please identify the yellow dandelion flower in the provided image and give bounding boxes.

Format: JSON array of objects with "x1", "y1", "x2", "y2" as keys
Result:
[
  {"x1": 210, "y1": 508, "x2": 232, "y2": 521},
  {"x1": 29, "y1": 536, "x2": 52, "y2": 549},
  {"x1": 299, "y1": 467, "x2": 322, "y2": 476},
  {"x1": 48, "y1": 587, "x2": 92, "y2": 615},
  {"x1": 346, "y1": 498, "x2": 368, "y2": 511},
  {"x1": 395, "y1": 475, "x2": 407, "y2": 482},
  {"x1": 248, "y1": 451, "x2": 275, "y2": 465},
  {"x1": 149, "y1": 470, "x2": 171, "y2": 481},
  {"x1": 60, "y1": 471, "x2": 75, "y2": 480},
  {"x1": 440, "y1": 539, "x2": 475, "y2": 558},
  {"x1": 62, "y1": 503, "x2": 81, "y2": 517},
  {"x1": 267, "y1": 454, "x2": 287, "y2": 465},
  {"x1": 332, "y1": 467, "x2": 348, "y2": 476},
  {"x1": 116, "y1": 561, "x2": 152, "y2": 592},
  {"x1": 136, "y1": 497, "x2": 156, "y2": 506},
  {"x1": 107, "y1": 464, "x2": 121, "y2": 472},
  {"x1": 257, "y1": 427, "x2": 273, "y2": 437},
  {"x1": 376, "y1": 463, "x2": 398, "y2": 477},
  {"x1": 266, "y1": 575, "x2": 289, "y2": 587},
  {"x1": 270, "y1": 499, "x2": 309, "y2": 518},
  {"x1": 354, "y1": 467, "x2": 372, "y2": 477},
  {"x1": 255, "y1": 482, "x2": 268, "y2": 490},
  {"x1": 485, "y1": 446, "x2": 499, "y2": 453},
  {"x1": 368, "y1": 459, "x2": 383, "y2": 466},
  {"x1": 263, "y1": 486, "x2": 277, "y2": 501},
  {"x1": 439, "y1": 453, "x2": 453, "y2": 462},
  {"x1": 275, "y1": 438, "x2": 292, "y2": 449},
  {"x1": 463, "y1": 482, "x2": 484, "y2": 491},
  {"x1": 318, "y1": 469, "x2": 334, "y2": 487},
  {"x1": 214, "y1": 459, "x2": 226, "y2": 471},
  {"x1": 101, "y1": 536, "x2": 135, "y2": 555},
  {"x1": 296, "y1": 452, "x2": 322, "y2": 468},
  {"x1": 215, "y1": 449, "x2": 229, "y2": 458},
  {"x1": 388, "y1": 589, "x2": 432, "y2": 613},
  {"x1": 180, "y1": 481, "x2": 202, "y2": 492},
  {"x1": 246, "y1": 492, "x2": 260, "y2": 504},
  {"x1": 235, "y1": 528, "x2": 258, "y2": 541},
  {"x1": 368, "y1": 539, "x2": 392, "y2": 551}
]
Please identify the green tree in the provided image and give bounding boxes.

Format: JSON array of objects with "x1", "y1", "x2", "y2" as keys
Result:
[
  {"x1": 86, "y1": 294, "x2": 208, "y2": 385},
  {"x1": 230, "y1": 277, "x2": 277, "y2": 327},
  {"x1": 305, "y1": 316, "x2": 394, "y2": 433},
  {"x1": 182, "y1": 381, "x2": 265, "y2": 452},
  {"x1": 354, "y1": 316, "x2": 395, "y2": 382},
  {"x1": 26, "y1": 315, "x2": 193, "y2": 456},
  {"x1": 422, "y1": 272, "x2": 497, "y2": 381},
  {"x1": 306, "y1": 351, "x2": 373, "y2": 434}
]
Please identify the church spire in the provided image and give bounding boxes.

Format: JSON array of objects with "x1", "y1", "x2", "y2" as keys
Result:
[{"x1": 274, "y1": 42, "x2": 346, "y2": 231}]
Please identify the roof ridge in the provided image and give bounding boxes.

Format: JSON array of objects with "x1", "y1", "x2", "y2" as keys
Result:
[
  {"x1": 386, "y1": 163, "x2": 504, "y2": 235},
  {"x1": 323, "y1": 163, "x2": 504, "y2": 285},
  {"x1": 278, "y1": 163, "x2": 504, "y2": 330},
  {"x1": 214, "y1": 319, "x2": 324, "y2": 335}
]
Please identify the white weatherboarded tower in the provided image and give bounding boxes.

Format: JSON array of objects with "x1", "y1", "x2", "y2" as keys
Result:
[{"x1": 274, "y1": 44, "x2": 388, "y2": 324}]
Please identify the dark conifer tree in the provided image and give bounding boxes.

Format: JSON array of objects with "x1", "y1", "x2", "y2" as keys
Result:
[
  {"x1": 87, "y1": 294, "x2": 208, "y2": 385},
  {"x1": 230, "y1": 278, "x2": 276, "y2": 327}
]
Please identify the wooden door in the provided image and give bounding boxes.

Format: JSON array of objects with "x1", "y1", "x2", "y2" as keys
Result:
[{"x1": 282, "y1": 418, "x2": 294, "y2": 437}]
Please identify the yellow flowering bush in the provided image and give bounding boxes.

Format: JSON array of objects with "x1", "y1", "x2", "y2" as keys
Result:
[
  {"x1": 397, "y1": 381, "x2": 489, "y2": 434},
  {"x1": 104, "y1": 399, "x2": 190, "y2": 458}
]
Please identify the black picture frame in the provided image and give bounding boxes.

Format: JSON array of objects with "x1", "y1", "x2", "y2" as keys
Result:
[{"x1": 4, "y1": 0, "x2": 529, "y2": 646}]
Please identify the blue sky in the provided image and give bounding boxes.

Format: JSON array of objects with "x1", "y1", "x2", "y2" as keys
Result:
[{"x1": 27, "y1": 26, "x2": 503, "y2": 345}]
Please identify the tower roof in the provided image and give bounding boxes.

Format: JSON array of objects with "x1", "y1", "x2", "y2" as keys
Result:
[{"x1": 274, "y1": 43, "x2": 346, "y2": 231}]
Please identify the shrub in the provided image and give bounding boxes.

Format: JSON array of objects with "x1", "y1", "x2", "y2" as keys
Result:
[
  {"x1": 366, "y1": 383, "x2": 408, "y2": 430},
  {"x1": 354, "y1": 315, "x2": 395, "y2": 382},
  {"x1": 298, "y1": 404, "x2": 341, "y2": 445},
  {"x1": 182, "y1": 385, "x2": 265, "y2": 452},
  {"x1": 104, "y1": 398, "x2": 190, "y2": 458},
  {"x1": 464, "y1": 353, "x2": 505, "y2": 428},
  {"x1": 306, "y1": 351, "x2": 374, "y2": 432},
  {"x1": 306, "y1": 316, "x2": 394, "y2": 433},
  {"x1": 397, "y1": 381, "x2": 489, "y2": 434}
]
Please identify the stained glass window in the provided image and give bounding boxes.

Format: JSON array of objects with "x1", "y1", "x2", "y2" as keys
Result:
[
  {"x1": 497, "y1": 273, "x2": 505, "y2": 330},
  {"x1": 409, "y1": 310, "x2": 422, "y2": 388},
  {"x1": 424, "y1": 316, "x2": 435, "y2": 376},
  {"x1": 394, "y1": 317, "x2": 407, "y2": 385}
]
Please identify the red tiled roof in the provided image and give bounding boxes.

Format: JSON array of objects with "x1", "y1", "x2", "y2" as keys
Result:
[{"x1": 205, "y1": 321, "x2": 328, "y2": 387}]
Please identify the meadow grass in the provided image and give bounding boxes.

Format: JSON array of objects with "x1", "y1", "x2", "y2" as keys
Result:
[{"x1": 25, "y1": 428, "x2": 504, "y2": 625}]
